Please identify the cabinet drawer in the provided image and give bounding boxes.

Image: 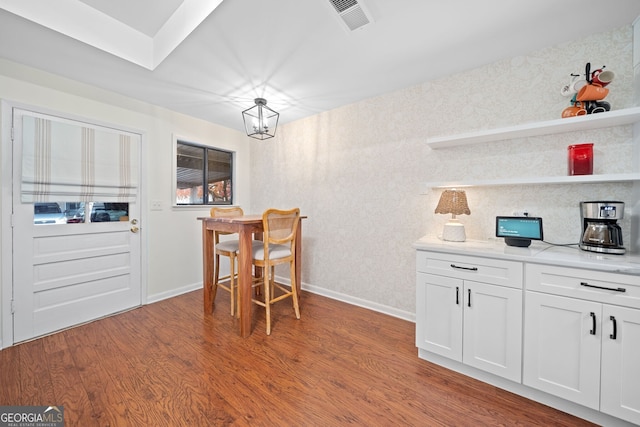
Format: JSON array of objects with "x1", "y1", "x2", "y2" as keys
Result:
[
  {"x1": 416, "y1": 251, "x2": 523, "y2": 289},
  {"x1": 526, "y1": 263, "x2": 640, "y2": 309}
]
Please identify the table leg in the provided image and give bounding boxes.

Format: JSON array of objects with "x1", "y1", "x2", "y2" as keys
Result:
[
  {"x1": 202, "y1": 224, "x2": 214, "y2": 314},
  {"x1": 237, "y1": 227, "x2": 253, "y2": 337}
]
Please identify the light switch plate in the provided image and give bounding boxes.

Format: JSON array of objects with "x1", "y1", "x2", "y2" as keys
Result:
[{"x1": 151, "y1": 200, "x2": 163, "y2": 211}]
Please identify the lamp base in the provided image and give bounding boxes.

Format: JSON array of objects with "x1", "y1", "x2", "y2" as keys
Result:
[{"x1": 442, "y1": 220, "x2": 466, "y2": 242}]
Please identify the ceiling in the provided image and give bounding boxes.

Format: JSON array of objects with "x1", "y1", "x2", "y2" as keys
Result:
[{"x1": 2, "y1": 0, "x2": 640, "y2": 133}]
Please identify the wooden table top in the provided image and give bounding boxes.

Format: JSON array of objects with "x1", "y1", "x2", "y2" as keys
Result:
[{"x1": 197, "y1": 215, "x2": 262, "y2": 223}]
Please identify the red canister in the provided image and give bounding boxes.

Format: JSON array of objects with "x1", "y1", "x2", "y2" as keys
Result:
[{"x1": 568, "y1": 143, "x2": 593, "y2": 175}]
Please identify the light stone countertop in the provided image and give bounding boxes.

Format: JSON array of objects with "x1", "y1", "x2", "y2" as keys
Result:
[{"x1": 413, "y1": 236, "x2": 640, "y2": 276}]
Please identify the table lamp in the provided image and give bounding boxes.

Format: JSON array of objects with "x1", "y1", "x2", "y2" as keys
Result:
[{"x1": 434, "y1": 189, "x2": 471, "y2": 242}]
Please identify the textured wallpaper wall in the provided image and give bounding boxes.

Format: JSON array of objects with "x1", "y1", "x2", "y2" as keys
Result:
[{"x1": 249, "y1": 25, "x2": 636, "y2": 319}]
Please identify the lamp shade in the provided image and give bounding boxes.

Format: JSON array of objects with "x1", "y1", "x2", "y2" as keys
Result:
[
  {"x1": 435, "y1": 189, "x2": 470, "y2": 242},
  {"x1": 434, "y1": 189, "x2": 471, "y2": 216},
  {"x1": 242, "y1": 98, "x2": 279, "y2": 140}
]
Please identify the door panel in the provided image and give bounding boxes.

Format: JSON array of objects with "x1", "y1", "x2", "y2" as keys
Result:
[
  {"x1": 11, "y1": 108, "x2": 141, "y2": 343},
  {"x1": 601, "y1": 305, "x2": 640, "y2": 424},
  {"x1": 463, "y1": 281, "x2": 522, "y2": 382},
  {"x1": 523, "y1": 291, "x2": 601, "y2": 409},
  {"x1": 416, "y1": 272, "x2": 463, "y2": 361}
]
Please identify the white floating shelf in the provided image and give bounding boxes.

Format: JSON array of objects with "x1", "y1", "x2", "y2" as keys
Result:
[
  {"x1": 426, "y1": 107, "x2": 640, "y2": 149},
  {"x1": 425, "y1": 173, "x2": 640, "y2": 189}
]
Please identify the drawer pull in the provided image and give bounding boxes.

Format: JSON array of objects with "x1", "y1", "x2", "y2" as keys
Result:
[
  {"x1": 580, "y1": 282, "x2": 626, "y2": 293},
  {"x1": 455, "y1": 286, "x2": 459, "y2": 305},
  {"x1": 590, "y1": 312, "x2": 596, "y2": 336},
  {"x1": 468, "y1": 289, "x2": 471, "y2": 307},
  {"x1": 450, "y1": 264, "x2": 478, "y2": 271},
  {"x1": 610, "y1": 316, "x2": 617, "y2": 340}
]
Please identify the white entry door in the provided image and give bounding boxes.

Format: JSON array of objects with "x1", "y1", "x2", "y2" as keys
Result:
[{"x1": 11, "y1": 108, "x2": 142, "y2": 343}]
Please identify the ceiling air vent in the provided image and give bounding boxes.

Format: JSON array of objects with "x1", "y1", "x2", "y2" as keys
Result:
[{"x1": 328, "y1": 0, "x2": 373, "y2": 32}]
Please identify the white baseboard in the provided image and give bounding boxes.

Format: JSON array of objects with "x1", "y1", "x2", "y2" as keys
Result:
[
  {"x1": 146, "y1": 282, "x2": 202, "y2": 304},
  {"x1": 145, "y1": 278, "x2": 416, "y2": 324},
  {"x1": 277, "y1": 276, "x2": 416, "y2": 323}
]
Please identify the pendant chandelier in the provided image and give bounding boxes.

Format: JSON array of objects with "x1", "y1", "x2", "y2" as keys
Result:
[{"x1": 242, "y1": 98, "x2": 279, "y2": 140}]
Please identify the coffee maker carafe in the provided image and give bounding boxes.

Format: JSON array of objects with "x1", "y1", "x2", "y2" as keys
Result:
[{"x1": 580, "y1": 201, "x2": 625, "y2": 255}]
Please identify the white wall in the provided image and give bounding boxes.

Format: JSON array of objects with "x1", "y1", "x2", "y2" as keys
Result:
[
  {"x1": 0, "y1": 59, "x2": 252, "y2": 333},
  {"x1": 250, "y1": 25, "x2": 637, "y2": 318},
  {"x1": 0, "y1": 25, "x2": 635, "y2": 332}
]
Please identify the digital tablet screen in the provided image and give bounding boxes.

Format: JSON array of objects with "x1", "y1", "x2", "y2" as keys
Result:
[{"x1": 495, "y1": 216, "x2": 543, "y2": 240}]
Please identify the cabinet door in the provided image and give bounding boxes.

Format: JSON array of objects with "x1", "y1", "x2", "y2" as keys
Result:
[
  {"x1": 463, "y1": 281, "x2": 522, "y2": 382},
  {"x1": 523, "y1": 291, "x2": 601, "y2": 409},
  {"x1": 416, "y1": 272, "x2": 463, "y2": 361},
  {"x1": 601, "y1": 305, "x2": 640, "y2": 424}
]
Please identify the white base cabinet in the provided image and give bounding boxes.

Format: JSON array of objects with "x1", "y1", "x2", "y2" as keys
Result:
[
  {"x1": 415, "y1": 246, "x2": 640, "y2": 426},
  {"x1": 524, "y1": 264, "x2": 640, "y2": 425},
  {"x1": 416, "y1": 252, "x2": 523, "y2": 382}
]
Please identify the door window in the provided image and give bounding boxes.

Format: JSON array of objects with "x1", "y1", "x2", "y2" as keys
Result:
[{"x1": 33, "y1": 202, "x2": 129, "y2": 224}]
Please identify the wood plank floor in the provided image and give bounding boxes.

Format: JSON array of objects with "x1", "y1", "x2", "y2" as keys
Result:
[{"x1": 0, "y1": 289, "x2": 595, "y2": 426}]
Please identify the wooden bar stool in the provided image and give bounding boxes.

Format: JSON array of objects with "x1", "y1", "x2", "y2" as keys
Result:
[
  {"x1": 210, "y1": 207, "x2": 246, "y2": 316},
  {"x1": 251, "y1": 208, "x2": 301, "y2": 335}
]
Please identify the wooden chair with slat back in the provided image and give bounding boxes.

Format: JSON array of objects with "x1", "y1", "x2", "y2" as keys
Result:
[
  {"x1": 251, "y1": 208, "x2": 301, "y2": 335},
  {"x1": 210, "y1": 206, "x2": 245, "y2": 316}
]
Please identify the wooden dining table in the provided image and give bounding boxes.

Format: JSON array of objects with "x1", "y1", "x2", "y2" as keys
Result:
[{"x1": 198, "y1": 214, "x2": 304, "y2": 337}]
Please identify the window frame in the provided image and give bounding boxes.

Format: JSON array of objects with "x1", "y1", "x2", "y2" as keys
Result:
[{"x1": 173, "y1": 137, "x2": 234, "y2": 207}]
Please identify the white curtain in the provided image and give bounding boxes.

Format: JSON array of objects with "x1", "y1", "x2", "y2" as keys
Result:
[{"x1": 21, "y1": 113, "x2": 139, "y2": 203}]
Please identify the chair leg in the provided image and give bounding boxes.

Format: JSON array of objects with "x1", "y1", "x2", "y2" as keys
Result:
[
  {"x1": 229, "y1": 253, "x2": 236, "y2": 317},
  {"x1": 270, "y1": 266, "x2": 276, "y2": 300},
  {"x1": 264, "y1": 267, "x2": 272, "y2": 335},
  {"x1": 254, "y1": 266, "x2": 263, "y2": 296}
]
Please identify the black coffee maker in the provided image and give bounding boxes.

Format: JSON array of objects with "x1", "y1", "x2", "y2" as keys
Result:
[{"x1": 579, "y1": 201, "x2": 625, "y2": 255}]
